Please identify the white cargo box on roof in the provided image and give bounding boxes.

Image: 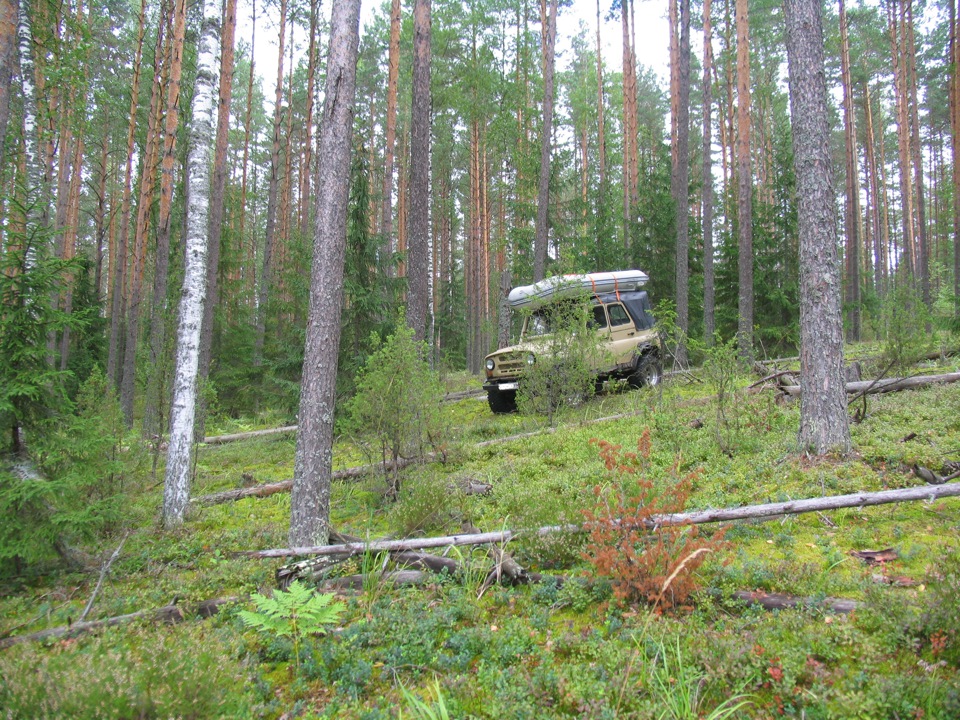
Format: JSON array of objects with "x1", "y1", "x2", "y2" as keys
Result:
[{"x1": 507, "y1": 270, "x2": 649, "y2": 308}]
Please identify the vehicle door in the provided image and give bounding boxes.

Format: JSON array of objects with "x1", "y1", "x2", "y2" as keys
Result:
[{"x1": 606, "y1": 302, "x2": 639, "y2": 368}]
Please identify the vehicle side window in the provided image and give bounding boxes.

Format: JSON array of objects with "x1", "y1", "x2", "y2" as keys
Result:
[
  {"x1": 591, "y1": 305, "x2": 608, "y2": 329},
  {"x1": 609, "y1": 304, "x2": 631, "y2": 327}
]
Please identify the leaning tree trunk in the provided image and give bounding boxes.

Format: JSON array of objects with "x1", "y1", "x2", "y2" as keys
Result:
[
  {"x1": 289, "y1": 0, "x2": 362, "y2": 547},
  {"x1": 784, "y1": 0, "x2": 851, "y2": 455},
  {"x1": 162, "y1": 0, "x2": 220, "y2": 528}
]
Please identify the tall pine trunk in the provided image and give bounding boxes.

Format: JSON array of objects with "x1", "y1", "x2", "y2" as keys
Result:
[
  {"x1": 671, "y1": 0, "x2": 691, "y2": 364},
  {"x1": 702, "y1": 0, "x2": 715, "y2": 344},
  {"x1": 735, "y1": 0, "x2": 753, "y2": 359},
  {"x1": 839, "y1": 0, "x2": 860, "y2": 341},
  {"x1": 532, "y1": 0, "x2": 557, "y2": 281},
  {"x1": 405, "y1": 0, "x2": 431, "y2": 341},
  {"x1": 254, "y1": 0, "x2": 287, "y2": 363},
  {"x1": 143, "y1": 0, "x2": 187, "y2": 439},
  {"x1": 784, "y1": 0, "x2": 851, "y2": 455},
  {"x1": 290, "y1": 0, "x2": 362, "y2": 548}
]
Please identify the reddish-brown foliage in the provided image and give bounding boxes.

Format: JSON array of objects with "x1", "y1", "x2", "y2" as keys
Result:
[{"x1": 583, "y1": 430, "x2": 727, "y2": 612}]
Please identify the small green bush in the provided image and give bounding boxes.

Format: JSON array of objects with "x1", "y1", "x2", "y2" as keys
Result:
[{"x1": 345, "y1": 323, "x2": 446, "y2": 497}]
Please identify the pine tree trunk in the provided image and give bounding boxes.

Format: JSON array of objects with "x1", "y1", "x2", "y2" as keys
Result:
[
  {"x1": 298, "y1": 0, "x2": 318, "y2": 241},
  {"x1": 163, "y1": 0, "x2": 220, "y2": 528},
  {"x1": 290, "y1": 0, "x2": 362, "y2": 547},
  {"x1": 120, "y1": 14, "x2": 169, "y2": 426},
  {"x1": 952, "y1": 0, "x2": 960, "y2": 320},
  {"x1": 864, "y1": 84, "x2": 884, "y2": 295},
  {"x1": 0, "y1": 0, "x2": 17, "y2": 175},
  {"x1": 702, "y1": 0, "x2": 715, "y2": 344},
  {"x1": 143, "y1": 0, "x2": 187, "y2": 439},
  {"x1": 237, "y1": 0, "x2": 255, "y2": 305},
  {"x1": 784, "y1": 0, "x2": 851, "y2": 455},
  {"x1": 107, "y1": 0, "x2": 147, "y2": 388},
  {"x1": 595, "y1": 0, "x2": 605, "y2": 191},
  {"x1": 735, "y1": 0, "x2": 753, "y2": 359},
  {"x1": 254, "y1": 0, "x2": 287, "y2": 363},
  {"x1": 839, "y1": 0, "x2": 860, "y2": 341},
  {"x1": 672, "y1": 0, "x2": 691, "y2": 364},
  {"x1": 904, "y1": 0, "x2": 929, "y2": 307},
  {"x1": 888, "y1": 1, "x2": 915, "y2": 277},
  {"x1": 405, "y1": 0, "x2": 431, "y2": 341},
  {"x1": 532, "y1": 0, "x2": 557, "y2": 282}
]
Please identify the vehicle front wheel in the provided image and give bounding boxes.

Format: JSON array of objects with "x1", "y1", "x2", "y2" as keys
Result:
[
  {"x1": 487, "y1": 387, "x2": 518, "y2": 414},
  {"x1": 628, "y1": 355, "x2": 662, "y2": 389}
]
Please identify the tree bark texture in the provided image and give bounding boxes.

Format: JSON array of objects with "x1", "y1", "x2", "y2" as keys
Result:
[
  {"x1": 143, "y1": 0, "x2": 187, "y2": 439},
  {"x1": 0, "y1": 0, "x2": 17, "y2": 172},
  {"x1": 290, "y1": 0, "x2": 362, "y2": 547},
  {"x1": 735, "y1": 0, "x2": 752, "y2": 359},
  {"x1": 405, "y1": 0, "x2": 431, "y2": 342},
  {"x1": 839, "y1": 0, "x2": 860, "y2": 342},
  {"x1": 952, "y1": 0, "x2": 960, "y2": 320},
  {"x1": 672, "y1": 0, "x2": 691, "y2": 362},
  {"x1": 242, "y1": 480, "x2": 960, "y2": 560},
  {"x1": 162, "y1": 0, "x2": 219, "y2": 528},
  {"x1": 784, "y1": 0, "x2": 851, "y2": 455},
  {"x1": 780, "y1": 371, "x2": 960, "y2": 398},
  {"x1": 196, "y1": 0, "x2": 238, "y2": 438},
  {"x1": 382, "y1": 0, "x2": 401, "y2": 263},
  {"x1": 532, "y1": 0, "x2": 557, "y2": 282},
  {"x1": 702, "y1": 0, "x2": 715, "y2": 344},
  {"x1": 254, "y1": 0, "x2": 287, "y2": 363}
]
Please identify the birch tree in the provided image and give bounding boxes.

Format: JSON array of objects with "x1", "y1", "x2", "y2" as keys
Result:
[
  {"x1": 290, "y1": 0, "x2": 362, "y2": 547},
  {"x1": 784, "y1": 0, "x2": 851, "y2": 455},
  {"x1": 162, "y1": 0, "x2": 220, "y2": 528}
]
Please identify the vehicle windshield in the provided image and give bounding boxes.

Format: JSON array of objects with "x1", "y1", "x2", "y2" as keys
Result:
[{"x1": 523, "y1": 302, "x2": 607, "y2": 338}]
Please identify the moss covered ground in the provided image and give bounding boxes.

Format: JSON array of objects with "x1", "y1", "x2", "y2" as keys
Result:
[{"x1": 2, "y1": 355, "x2": 960, "y2": 718}]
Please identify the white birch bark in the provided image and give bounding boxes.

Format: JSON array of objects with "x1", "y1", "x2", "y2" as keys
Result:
[
  {"x1": 16, "y1": 0, "x2": 40, "y2": 197},
  {"x1": 162, "y1": 0, "x2": 220, "y2": 528},
  {"x1": 289, "y1": 0, "x2": 362, "y2": 547}
]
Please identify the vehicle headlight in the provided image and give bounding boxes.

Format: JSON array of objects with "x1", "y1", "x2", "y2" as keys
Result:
[
  {"x1": 526, "y1": 353, "x2": 535, "y2": 366},
  {"x1": 485, "y1": 358, "x2": 495, "y2": 371}
]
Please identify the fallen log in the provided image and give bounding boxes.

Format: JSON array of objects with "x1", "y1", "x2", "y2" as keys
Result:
[
  {"x1": 0, "y1": 597, "x2": 239, "y2": 650},
  {"x1": 203, "y1": 425, "x2": 298, "y2": 445},
  {"x1": 238, "y1": 481, "x2": 960, "y2": 560},
  {"x1": 201, "y1": 391, "x2": 485, "y2": 446},
  {"x1": 780, "y1": 372, "x2": 960, "y2": 397},
  {"x1": 319, "y1": 570, "x2": 433, "y2": 591},
  {"x1": 732, "y1": 590, "x2": 858, "y2": 614},
  {"x1": 192, "y1": 453, "x2": 439, "y2": 506}
]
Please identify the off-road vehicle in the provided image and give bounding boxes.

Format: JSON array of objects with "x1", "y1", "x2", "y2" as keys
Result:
[{"x1": 482, "y1": 271, "x2": 661, "y2": 414}]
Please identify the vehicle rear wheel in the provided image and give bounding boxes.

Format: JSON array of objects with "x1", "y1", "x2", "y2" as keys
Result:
[
  {"x1": 628, "y1": 355, "x2": 662, "y2": 388},
  {"x1": 487, "y1": 388, "x2": 518, "y2": 414}
]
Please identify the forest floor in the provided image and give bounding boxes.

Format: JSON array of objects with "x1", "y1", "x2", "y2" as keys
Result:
[{"x1": 2, "y1": 349, "x2": 960, "y2": 718}]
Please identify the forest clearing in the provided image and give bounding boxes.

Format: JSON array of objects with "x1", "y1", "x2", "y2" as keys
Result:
[
  {"x1": 5, "y1": 0, "x2": 960, "y2": 715},
  {"x1": 2, "y1": 343, "x2": 960, "y2": 718}
]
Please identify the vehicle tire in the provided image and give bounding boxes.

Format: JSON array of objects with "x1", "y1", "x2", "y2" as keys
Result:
[
  {"x1": 628, "y1": 355, "x2": 662, "y2": 388},
  {"x1": 487, "y1": 388, "x2": 518, "y2": 414}
]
